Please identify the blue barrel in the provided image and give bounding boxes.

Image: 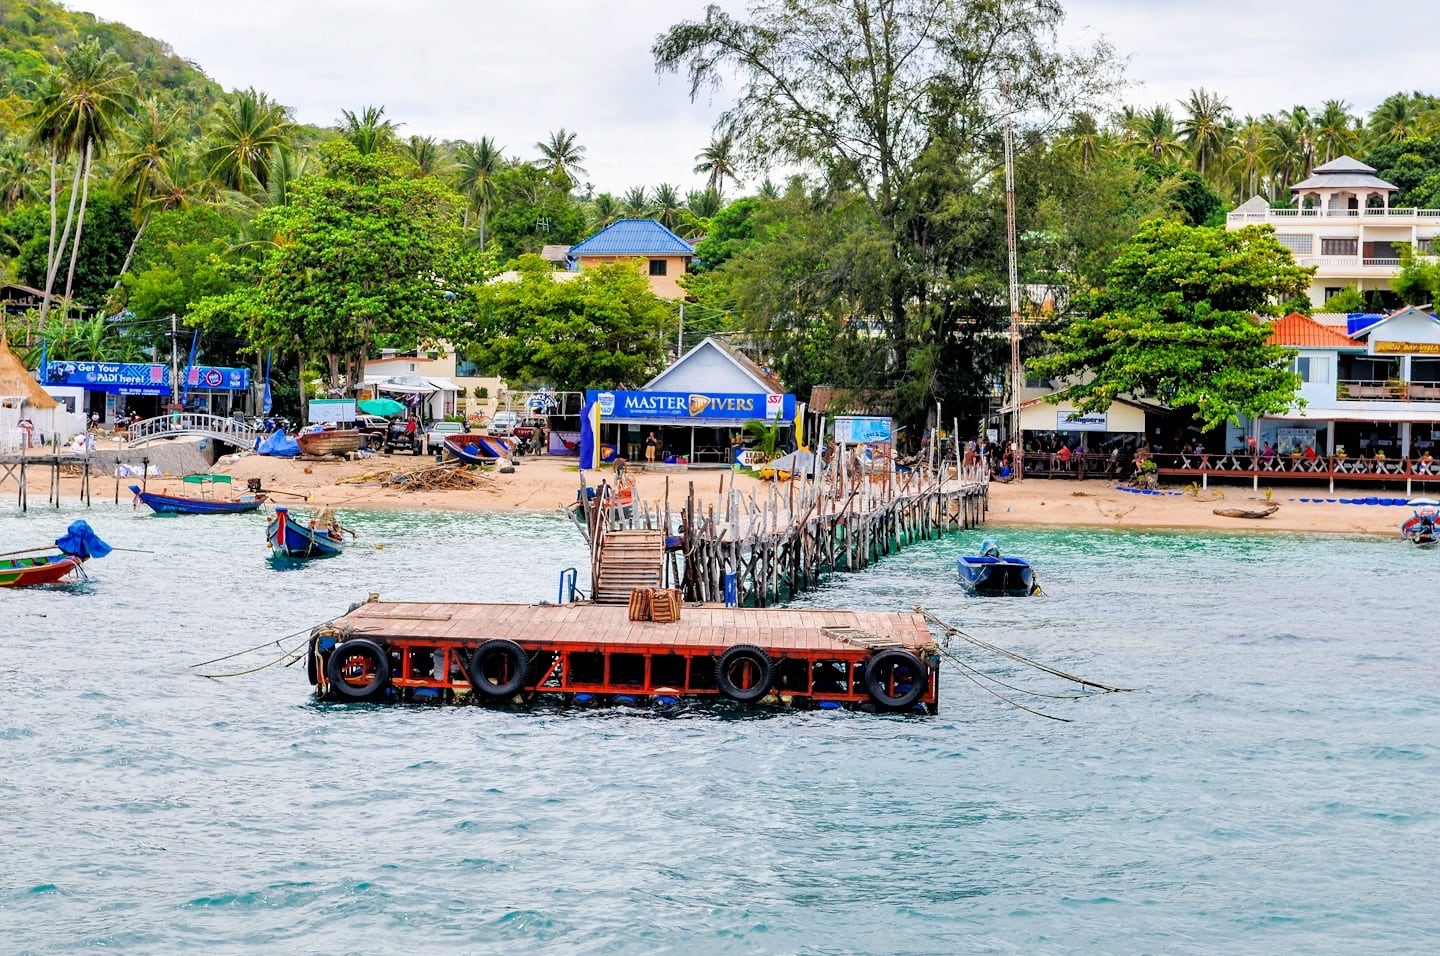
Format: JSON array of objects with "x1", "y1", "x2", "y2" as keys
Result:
[{"x1": 724, "y1": 572, "x2": 738, "y2": 607}]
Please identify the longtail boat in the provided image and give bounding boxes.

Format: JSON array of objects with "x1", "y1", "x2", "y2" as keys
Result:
[
  {"x1": 129, "y1": 474, "x2": 265, "y2": 515},
  {"x1": 0, "y1": 520, "x2": 112, "y2": 587},
  {"x1": 956, "y1": 539, "x2": 1039, "y2": 596},
  {"x1": 267, "y1": 506, "x2": 349, "y2": 559}
]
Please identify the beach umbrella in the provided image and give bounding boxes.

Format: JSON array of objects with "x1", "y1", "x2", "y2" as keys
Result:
[{"x1": 359, "y1": 397, "x2": 406, "y2": 417}]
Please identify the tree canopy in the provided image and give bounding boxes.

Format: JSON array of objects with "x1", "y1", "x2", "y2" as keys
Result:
[
  {"x1": 460, "y1": 254, "x2": 671, "y2": 390},
  {"x1": 1029, "y1": 221, "x2": 1312, "y2": 430}
]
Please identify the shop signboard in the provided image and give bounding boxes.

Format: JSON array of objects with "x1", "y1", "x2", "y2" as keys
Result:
[
  {"x1": 183, "y1": 365, "x2": 249, "y2": 390},
  {"x1": 587, "y1": 389, "x2": 795, "y2": 424},
  {"x1": 307, "y1": 399, "x2": 357, "y2": 424},
  {"x1": 1058, "y1": 410, "x2": 1107, "y2": 432},
  {"x1": 43, "y1": 361, "x2": 171, "y2": 396},
  {"x1": 835, "y1": 416, "x2": 893, "y2": 444}
]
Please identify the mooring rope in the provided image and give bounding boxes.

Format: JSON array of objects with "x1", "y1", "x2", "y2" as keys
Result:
[
  {"x1": 934, "y1": 644, "x2": 1092, "y2": 701},
  {"x1": 189, "y1": 623, "x2": 320, "y2": 669},
  {"x1": 916, "y1": 606, "x2": 1132, "y2": 694},
  {"x1": 941, "y1": 652, "x2": 1072, "y2": 722},
  {"x1": 194, "y1": 637, "x2": 309, "y2": 680}
]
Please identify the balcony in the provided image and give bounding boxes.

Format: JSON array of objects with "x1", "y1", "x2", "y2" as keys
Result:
[
  {"x1": 1229, "y1": 206, "x2": 1440, "y2": 225},
  {"x1": 1336, "y1": 380, "x2": 1440, "y2": 401}
]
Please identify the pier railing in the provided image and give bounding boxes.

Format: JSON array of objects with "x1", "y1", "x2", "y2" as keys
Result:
[
  {"x1": 126, "y1": 413, "x2": 260, "y2": 449},
  {"x1": 584, "y1": 457, "x2": 990, "y2": 608}
]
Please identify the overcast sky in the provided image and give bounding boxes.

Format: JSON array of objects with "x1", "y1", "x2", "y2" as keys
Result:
[{"x1": 67, "y1": 0, "x2": 1435, "y2": 196}]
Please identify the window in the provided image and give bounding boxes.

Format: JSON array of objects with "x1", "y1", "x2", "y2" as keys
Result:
[
  {"x1": 1324, "y1": 287, "x2": 1344, "y2": 301},
  {"x1": 1321, "y1": 237, "x2": 1358, "y2": 256},
  {"x1": 1295, "y1": 356, "x2": 1331, "y2": 384},
  {"x1": 648, "y1": 259, "x2": 667, "y2": 276},
  {"x1": 1276, "y1": 234, "x2": 1313, "y2": 255}
]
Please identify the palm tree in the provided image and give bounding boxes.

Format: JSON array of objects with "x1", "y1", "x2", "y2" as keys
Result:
[
  {"x1": 203, "y1": 88, "x2": 293, "y2": 194},
  {"x1": 1228, "y1": 118, "x2": 1269, "y2": 200},
  {"x1": 111, "y1": 98, "x2": 184, "y2": 285},
  {"x1": 589, "y1": 191, "x2": 621, "y2": 230},
  {"x1": 536, "y1": 128, "x2": 586, "y2": 186},
  {"x1": 1177, "y1": 88, "x2": 1232, "y2": 178},
  {"x1": 404, "y1": 135, "x2": 446, "y2": 176},
  {"x1": 1060, "y1": 111, "x2": 1104, "y2": 171},
  {"x1": 1366, "y1": 92, "x2": 1436, "y2": 146},
  {"x1": 340, "y1": 105, "x2": 400, "y2": 156},
  {"x1": 621, "y1": 186, "x2": 651, "y2": 218},
  {"x1": 25, "y1": 38, "x2": 135, "y2": 320},
  {"x1": 453, "y1": 136, "x2": 504, "y2": 250},
  {"x1": 693, "y1": 131, "x2": 740, "y2": 196},
  {"x1": 686, "y1": 187, "x2": 721, "y2": 219},
  {"x1": 756, "y1": 178, "x2": 780, "y2": 200},
  {"x1": 1126, "y1": 105, "x2": 1185, "y2": 164},
  {"x1": 1285, "y1": 105, "x2": 1316, "y2": 177},
  {"x1": 0, "y1": 137, "x2": 42, "y2": 213},
  {"x1": 1315, "y1": 99, "x2": 1359, "y2": 163},
  {"x1": 1264, "y1": 116, "x2": 1307, "y2": 200},
  {"x1": 652, "y1": 183, "x2": 683, "y2": 229}
]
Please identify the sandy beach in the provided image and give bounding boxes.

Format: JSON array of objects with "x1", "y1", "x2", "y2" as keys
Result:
[{"x1": 85, "y1": 443, "x2": 1403, "y2": 537}]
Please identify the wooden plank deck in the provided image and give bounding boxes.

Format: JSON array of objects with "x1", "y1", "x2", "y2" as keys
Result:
[{"x1": 333, "y1": 600, "x2": 935, "y2": 654}]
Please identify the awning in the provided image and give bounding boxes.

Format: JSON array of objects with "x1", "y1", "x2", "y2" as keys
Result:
[
  {"x1": 1265, "y1": 408, "x2": 1440, "y2": 424},
  {"x1": 422, "y1": 377, "x2": 461, "y2": 392},
  {"x1": 368, "y1": 376, "x2": 437, "y2": 395}
]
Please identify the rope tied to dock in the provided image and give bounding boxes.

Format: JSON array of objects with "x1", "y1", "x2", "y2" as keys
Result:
[
  {"x1": 916, "y1": 606, "x2": 1132, "y2": 694},
  {"x1": 189, "y1": 622, "x2": 323, "y2": 678}
]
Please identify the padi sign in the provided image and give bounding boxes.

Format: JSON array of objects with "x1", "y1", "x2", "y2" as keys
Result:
[{"x1": 588, "y1": 390, "x2": 795, "y2": 423}]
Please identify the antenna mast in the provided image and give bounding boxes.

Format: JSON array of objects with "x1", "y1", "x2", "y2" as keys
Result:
[{"x1": 1003, "y1": 75, "x2": 1023, "y2": 478}]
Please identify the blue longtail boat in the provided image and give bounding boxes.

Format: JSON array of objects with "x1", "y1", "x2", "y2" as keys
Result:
[
  {"x1": 444, "y1": 433, "x2": 516, "y2": 465},
  {"x1": 956, "y1": 539, "x2": 1039, "y2": 596},
  {"x1": 130, "y1": 474, "x2": 266, "y2": 515},
  {"x1": 266, "y1": 506, "x2": 349, "y2": 559}
]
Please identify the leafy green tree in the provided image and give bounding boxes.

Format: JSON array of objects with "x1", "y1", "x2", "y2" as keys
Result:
[
  {"x1": 655, "y1": 0, "x2": 1114, "y2": 429},
  {"x1": 1320, "y1": 286, "x2": 1366, "y2": 313},
  {"x1": 691, "y1": 195, "x2": 764, "y2": 271},
  {"x1": 189, "y1": 141, "x2": 483, "y2": 400},
  {"x1": 1392, "y1": 246, "x2": 1440, "y2": 306},
  {"x1": 487, "y1": 162, "x2": 584, "y2": 261},
  {"x1": 461, "y1": 253, "x2": 670, "y2": 389},
  {"x1": 1029, "y1": 221, "x2": 1312, "y2": 430},
  {"x1": 12, "y1": 187, "x2": 133, "y2": 307},
  {"x1": 1364, "y1": 136, "x2": 1440, "y2": 207}
]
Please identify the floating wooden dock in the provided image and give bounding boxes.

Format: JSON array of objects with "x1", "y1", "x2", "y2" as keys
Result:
[{"x1": 310, "y1": 597, "x2": 940, "y2": 713}]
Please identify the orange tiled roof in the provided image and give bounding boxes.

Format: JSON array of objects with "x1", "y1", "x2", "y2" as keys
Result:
[{"x1": 1268, "y1": 312, "x2": 1357, "y2": 348}]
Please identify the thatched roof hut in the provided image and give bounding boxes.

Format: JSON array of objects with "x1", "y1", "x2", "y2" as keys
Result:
[{"x1": 0, "y1": 332, "x2": 55, "y2": 409}]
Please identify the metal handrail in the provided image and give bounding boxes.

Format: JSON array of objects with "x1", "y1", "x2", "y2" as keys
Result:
[{"x1": 125, "y1": 413, "x2": 260, "y2": 448}]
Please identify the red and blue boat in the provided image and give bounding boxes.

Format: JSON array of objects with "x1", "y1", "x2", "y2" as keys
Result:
[
  {"x1": 267, "y1": 506, "x2": 349, "y2": 559},
  {"x1": 130, "y1": 474, "x2": 266, "y2": 515},
  {"x1": 444, "y1": 433, "x2": 516, "y2": 465},
  {"x1": 0, "y1": 520, "x2": 112, "y2": 587}
]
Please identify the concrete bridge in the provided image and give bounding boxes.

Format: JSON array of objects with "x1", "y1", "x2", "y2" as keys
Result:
[{"x1": 125, "y1": 412, "x2": 260, "y2": 449}]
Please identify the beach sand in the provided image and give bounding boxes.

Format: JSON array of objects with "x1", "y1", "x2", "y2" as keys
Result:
[{"x1": 60, "y1": 439, "x2": 1409, "y2": 537}]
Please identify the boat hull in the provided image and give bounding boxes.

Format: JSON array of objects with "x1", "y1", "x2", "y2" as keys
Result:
[
  {"x1": 0, "y1": 554, "x2": 84, "y2": 587},
  {"x1": 297, "y1": 430, "x2": 363, "y2": 457},
  {"x1": 266, "y1": 509, "x2": 345, "y2": 559},
  {"x1": 129, "y1": 486, "x2": 264, "y2": 515},
  {"x1": 957, "y1": 556, "x2": 1037, "y2": 596},
  {"x1": 444, "y1": 433, "x2": 516, "y2": 464}
]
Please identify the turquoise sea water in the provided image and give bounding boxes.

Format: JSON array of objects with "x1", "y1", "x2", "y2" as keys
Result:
[{"x1": 1, "y1": 504, "x2": 1437, "y2": 954}]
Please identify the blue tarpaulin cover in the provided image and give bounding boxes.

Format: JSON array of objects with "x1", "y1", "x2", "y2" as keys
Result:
[
  {"x1": 257, "y1": 430, "x2": 300, "y2": 457},
  {"x1": 55, "y1": 520, "x2": 111, "y2": 559}
]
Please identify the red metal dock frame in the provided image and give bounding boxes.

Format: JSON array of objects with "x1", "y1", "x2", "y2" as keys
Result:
[{"x1": 310, "y1": 599, "x2": 940, "y2": 713}]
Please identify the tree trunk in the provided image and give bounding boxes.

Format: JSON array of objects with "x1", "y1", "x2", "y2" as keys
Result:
[
  {"x1": 41, "y1": 156, "x2": 58, "y2": 323},
  {"x1": 63, "y1": 141, "x2": 94, "y2": 306},
  {"x1": 113, "y1": 208, "x2": 152, "y2": 288},
  {"x1": 41, "y1": 155, "x2": 82, "y2": 324}
]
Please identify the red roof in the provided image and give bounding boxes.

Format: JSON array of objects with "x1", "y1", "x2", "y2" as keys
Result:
[{"x1": 1268, "y1": 312, "x2": 1356, "y2": 348}]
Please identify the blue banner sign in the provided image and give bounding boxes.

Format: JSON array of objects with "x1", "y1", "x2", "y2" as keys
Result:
[
  {"x1": 835, "y1": 416, "x2": 894, "y2": 444},
  {"x1": 43, "y1": 361, "x2": 249, "y2": 395},
  {"x1": 44, "y1": 361, "x2": 171, "y2": 396},
  {"x1": 586, "y1": 389, "x2": 795, "y2": 424},
  {"x1": 184, "y1": 365, "x2": 249, "y2": 391}
]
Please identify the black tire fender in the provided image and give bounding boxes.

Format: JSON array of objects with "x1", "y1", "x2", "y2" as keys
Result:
[
  {"x1": 307, "y1": 635, "x2": 321, "y2": 686},
  {"x1": 863, "y1": 649, "x2": 927, "y2": 709},
  {"x1": 325, "y1": 638, "x2": 390, "y2": 700},
  {"x1": 469, "y1": 639, "x2": 528, "y2": 699},
  {"x1": 715, "y1": 644, "x2": 773, "y2": 703}
]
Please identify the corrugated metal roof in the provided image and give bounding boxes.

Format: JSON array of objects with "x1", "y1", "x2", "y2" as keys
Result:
[
  {"x1": 1268, "y1": 312, "x2": 1359, "y2": 348},
  {"x1": 1290, "y1": 171, "x2": 1398, "y2": 191},
  {"x1": 568, "y1": 219, "x2": 694, "y2": 258},
  {"x1": 1312, "y1": 155, "x2": 1376, "y2": 174}
]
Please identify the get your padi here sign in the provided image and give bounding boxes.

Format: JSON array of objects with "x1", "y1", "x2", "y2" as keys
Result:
[
  {"x1": 43, "y1": 361, "x2": 170, "y2": 395},
  {"x1": 589, "y1": 390, "x2": 795, "y2": 423}
]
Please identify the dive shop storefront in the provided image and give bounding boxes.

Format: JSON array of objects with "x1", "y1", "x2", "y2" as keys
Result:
[
  {"x1": 41, "y1": 360, "x2": 250, "y2": 423},
  {"x1": 585, "y1": 388, "x2": 796, "y2": 465}
]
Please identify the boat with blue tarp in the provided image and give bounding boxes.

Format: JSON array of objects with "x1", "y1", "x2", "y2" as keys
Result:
[
  {"x1": 266, "y1": 506, "x2": 349, "y2": 559},
  {"x1": 130, "y1": 474, "x2": 266, "y2": 515},
  {"x1": 444, "y1": 433, "x2": 516, "y2": 465},
  {"x1": 956, "y1": 539, "x2": 1039, "y2": 596},
  {"x1": 0, "y1": 520, "x2": 111, "y2": 587},
  {"x1": 1401, "y1": 498, "x2": 1439, "y2": 547}
]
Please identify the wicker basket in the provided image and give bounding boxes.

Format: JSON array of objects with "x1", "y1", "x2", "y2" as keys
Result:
[
  {"x1": 627, "y1": 588, "x2": 652, "y2": 622},
  {"x1": 648, "y1": 588, "x2": 682, "y2": 624}
]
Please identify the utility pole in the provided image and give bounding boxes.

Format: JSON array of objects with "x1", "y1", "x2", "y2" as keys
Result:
[
  {"x1": 677, "y1": 301, "x2": 685, "y2": 358},
  {"x1": 1003, "y1": 76, "x2": 1023, "y2": 479},
  {"x1": 169, "y1": 313, "x2": 180, "y2": 409}
]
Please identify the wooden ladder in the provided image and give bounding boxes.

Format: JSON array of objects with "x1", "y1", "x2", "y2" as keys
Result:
[{"x1": 592, "y1": 529, "x2": 665, "y2": 605}]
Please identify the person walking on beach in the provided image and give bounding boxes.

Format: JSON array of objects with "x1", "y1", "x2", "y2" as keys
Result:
[{"x1": 645, "y1": 431, "x2": 658, "y2": 463}]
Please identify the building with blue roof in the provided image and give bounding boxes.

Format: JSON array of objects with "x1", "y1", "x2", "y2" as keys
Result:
[{"x1": 567, "y1": 219, "x2": 694, "y2": 299}]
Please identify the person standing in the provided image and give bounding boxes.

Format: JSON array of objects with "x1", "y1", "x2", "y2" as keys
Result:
[{"x1": 645, "y1": 431, "x2": 659, "y2": 463}]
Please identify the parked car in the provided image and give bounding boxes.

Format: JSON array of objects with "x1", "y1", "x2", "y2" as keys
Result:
[
  {"x1": 354, "y1": 414, "x2": 392, "y2": 451},
  {"x1": 424, "y1": 420, "x2": 466, "y2": 454},
  {"x1": 489, "y1": 411, "x2": 520, "y2": 436}
]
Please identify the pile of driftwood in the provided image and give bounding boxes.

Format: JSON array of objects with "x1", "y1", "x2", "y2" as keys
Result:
[{"x1": 334, "y1": 462, "x2": 493, "y2": 492}]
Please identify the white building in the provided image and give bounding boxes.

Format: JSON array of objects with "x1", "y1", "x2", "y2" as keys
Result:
[{"x1": 1226, "y1": 155, "x2": 1439, "y2": 308}]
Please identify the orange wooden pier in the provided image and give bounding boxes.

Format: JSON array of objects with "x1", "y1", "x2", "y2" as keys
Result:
[{"x1": 309, "y1": 597, "x2": 941, "y2": 713}]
